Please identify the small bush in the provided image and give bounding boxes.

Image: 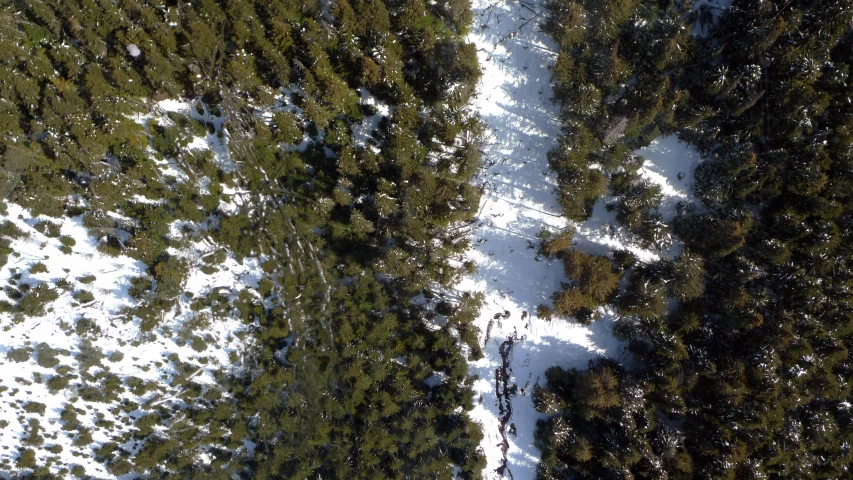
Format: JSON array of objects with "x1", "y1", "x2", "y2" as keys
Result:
[
  {"x1": 152, "y1": 254, "x2": 187, "y2": 299},
  {"x1": 125, "y1": 376, "x2": 156, "y2": 396},
  {"x1": 109, "y1": 459, "x2": 133, "y2": 475},
  {"x1": 36, "y1": 343, "x2": 60, "y2": 368},
  {"x1": 135, "y1": 413, "x2": 160, "y2": 437},
  {"x1": 59, "y1": 235, "x2": 76, "y2": 247},
  {"x1": 73, "y1": 429, "x2": 93, "y2": 446},
  {"x1": 23, "y1": 402, "x2": 46, "y2": 415},
  {"x1": 128, "y1": 276, "x2": 154, "y2": 299},
  {"x1": 18, "y1": 284, "x2": 59, "y2": 316},
  {"x1": 29, "y1": 262, "x2": 48, "y2": 274},
  {"x1": 76, "y1": 339, "x2": 103, "y2": 371},
  {"x1": 7, "y1": 346, "x2": 32, "y2": 363},
  {"x1": 23, "y1": 419, "x2": 44, "y2": 446},
  {"x1": 16, "y1": 448, "x2": 36, "y2": 469},
  {"x1": 33, "y1": 221, "x2": 60, "y2": 238},
  {"x1": 202, "y1": 249, "x2": 227, "y2": 265},
  {"x1": 47, "y1": 375, "x2": 71, "y2": 393},
  {"x1": 74, "y1": 290, "x2": 95, "y2": 303},
  {"x1": 0, "y1": 220, "x2": 24, "y2": 238},
  {"x1": 190, "y1": 336, "x2": 208, "y2": 352},
  {"x1": 60, "y1": 404, "x2": 81, "y2": 430},
  {"x1": 75, "y1": 317, "x2": 101, "y2": 336}
]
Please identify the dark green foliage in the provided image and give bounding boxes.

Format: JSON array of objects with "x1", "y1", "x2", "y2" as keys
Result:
[
  {"x1": 190, "y1": 336, "x2": 208, "y2": 353},
  {"x1": 616, "y1": 263, "x2": 666, "y2": 321},
  {"x1": 544, "y1": 0, "x2": 689, "y2": 226},
  {"x1": 128, "y1": 276, "x2": 153, "y2": 299},
  {"x1": 547, "y1": 250, "x2": 622, "y2": 322},
  {"x1": 230, "y1": 274, "x2": 485, "y2": 480},
  {"x1": 72, "y1": 429, "x2": 93, "y2": 447},
  {"x1": 29, "y1": 262, "x2": 48, "y2": 274},
  {"x1": 611, "y1": 249, "x2": 636, "y2": 270},
  {"x1": 673, "y1": 214, "x2": 745, "y2": 257},
  {"x1": 667, "y1": 251, "x2": 704, "y2": 301},
  {"x1": 73, "y1": 290, "x2": 95, "y2": 304},
  {"x1": 272, "y1": 111, "x2": 303, "y2": 144},
  {"x1": 59, "y1": 235, "x2": 75, "y2": 248},
  {"x1": 0, "y1": 0, "x2": 486, "y2": 476},
  {"x1": 534, "y1": 359, "x2": 684, "y2": 479},
  {"x1": 33, "y1": 221, "x2": 60, "y2": 238},
  {"x1": 611, "y1": 174, "x2": 670, "y2": 249},
  {"x1": 16, "y1": 284, "x2": 58, "y2": 316},
  {"x1": 16, "y1": 449, "x2": 36, "y2": 469},
  {"x1": 46, "y1": 375, "x2": 71, "y2": 393},
  {"x1": 151, "y1": 255, "x2": 186, "y2": 300},
  {"x1": 75, "y1": 339, "x2": 103, "y2": 372},
  {"x1": 538, "y1": 0, "x2": 853, "y2": 478},
  {"x1": 541, "y1": 228, "x2": 576, "y2": 257},
  {"x1": 22, "y1": 422, "x2": 44, "y2": 450}
]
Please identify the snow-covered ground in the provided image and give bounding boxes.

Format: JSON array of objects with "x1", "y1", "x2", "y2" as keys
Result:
[
  {"x1": 0, "y1": 99, "x2": 262, "y2": 478},
  {"x1": 0, "y1": 203, "x2": 261, "y2": 478},
  {"x1": 636, "y1": 135, "x2": 703, "y2": 226},
  {"x1": 460, "y1": 3, "x2": 705, "y2": 478},
  {"x1": 460, "y1": 2, "x2": 622, "y2": 476},
  {"x1": 573, "y1": 135, "x2": 703, "y2": 263},
  {"x1": 0, "y1": 12, "x2": 713, "y2": 479},
  {"x1": 692, "y1": 0, "x2": 736, "y2": 36}
]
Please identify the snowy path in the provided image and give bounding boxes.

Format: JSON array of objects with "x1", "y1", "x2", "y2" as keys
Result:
[
  {"x1": 460, "y1": 2, "x2": 624, "y2": 478},
  {"x1": 460, "y1": 3, "x2": 705, "y2": 478}
]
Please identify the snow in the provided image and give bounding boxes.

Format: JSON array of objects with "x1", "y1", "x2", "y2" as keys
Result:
[
  {"x1": 460, "y1": 1, "x2": 624, "y2": 477},
  {"x1": 691, "y1": 0, "x2": 735, "y2": 37},
  {"x1": 133, "y1": 98, "x2": 234, "y2": 173},
  {"x1": 351, "y1": 88, "x2": 390, "y2": 153},
  {"x1": 126, "y1": 44, "x2": 141, "y2": 58},
  {"x1": 0, "y1": 6, "x2": 713, "y2": 477},
  {"x1": 0, "y1": 203, "x2": 262, "y2": 477},
  {"x1": 571, "y1": 135, "x2": 704, "y2": 263},
  {"x1": 460, "y1": 2, "x2": 705, "y2": 478},
  {"x1": 635, "y1": 135, "x2": 703, "y2": 225},
  {"x1": 0, "y1": 96, "x2": 264, "y2": 475}
]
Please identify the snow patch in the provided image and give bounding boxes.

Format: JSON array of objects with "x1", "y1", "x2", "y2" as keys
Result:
[
  {"x1": 461, "y1": 3, "x2": 706, "y2": 477},
  {"x1": 351, "y1": 88, "x2": 390, "y2": 153},
  {"x1": 460, "y1": 1, "x2": 624, "y2": 477},
  {"x1": 635, "y1": 135, "x2": 703, "y2": 225},
  {"x1": 0, "y1": 203, "x2": 261, "y2": 477},
  {"x1": 126, "y1": 44, "x2": 141, "y2": 57}
]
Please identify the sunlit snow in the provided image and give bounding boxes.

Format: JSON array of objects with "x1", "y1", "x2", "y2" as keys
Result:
[
  {"x1": 126, "y1": 44, "x2": 141, "y2": 57},
  {"x1": 0, "y1": 99, "x2": 263, "y2": 477},
  {"x1": 460, "y1": 2, "x2": 706, "y2": 478},
  {"x1": 0, "y1": 203, "x2": 261, "y2": 478}
]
